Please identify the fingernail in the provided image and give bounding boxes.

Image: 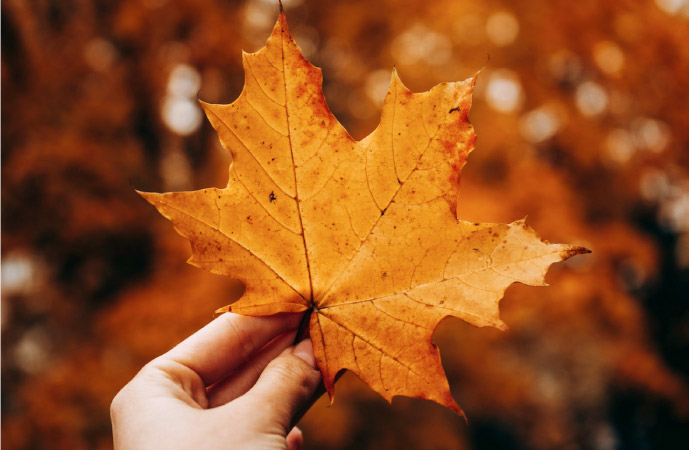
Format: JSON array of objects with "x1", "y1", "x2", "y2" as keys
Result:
[{"x1": 292, "y1": 339, "x2": 316, "y2": 368}]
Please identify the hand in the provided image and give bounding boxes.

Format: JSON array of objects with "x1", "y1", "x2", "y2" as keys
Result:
[{"x1": 110, "y1": 312, "x2": 322, "y2": 450}]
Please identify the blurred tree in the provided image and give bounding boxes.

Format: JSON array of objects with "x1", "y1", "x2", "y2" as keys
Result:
[{"x1": 2, "y1": 0, "x2": 688, "y2": 449}]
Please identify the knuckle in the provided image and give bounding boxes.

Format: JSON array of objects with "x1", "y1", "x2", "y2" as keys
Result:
[
  {"x1": 110, "y1": 364, "x2": 157, "y2": 419},
  {"x1": 223, "y1": 314, "x2": 256, "y2": 357},
  {"x1": 268, "y1": 358, "x2": 304, "y2": 384},
  {"x1": 110, "y1": 389, "x2": 126, "y2": 418},
  {"x1": 266, "y1": 356, "x2": 315, "y2": 393}
]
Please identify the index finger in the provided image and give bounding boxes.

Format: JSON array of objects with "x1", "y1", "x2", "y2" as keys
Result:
[{"x1": 162, "y1": 312, "x2": 303, "y2": 386}]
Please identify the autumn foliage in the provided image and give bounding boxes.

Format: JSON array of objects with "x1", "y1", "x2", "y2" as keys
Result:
[{"x1": 142, "y1": 11, "x2": 587, "y2": 415}]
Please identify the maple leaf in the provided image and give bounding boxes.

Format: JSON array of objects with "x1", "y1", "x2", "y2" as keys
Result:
[{"x1": 140, "y1": 9, "x2": 589, "y2": 415}]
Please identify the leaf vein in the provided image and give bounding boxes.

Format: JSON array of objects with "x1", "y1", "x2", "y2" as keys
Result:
[
  {"x1": 155, "y1": 198, "x2": 304, "y2": 298},
  {"x1": 243, "y1": 94, "x2": 288, "y2": 136},
  {"x1": 205, "y1": 107, "x2": 293, "y2": 199},
  {"x1": 318, "y1": 310, "x2": 432, "y2": 385},
  {"x1": 244, "y1": 56, "x2": 285, "y2": 107}
]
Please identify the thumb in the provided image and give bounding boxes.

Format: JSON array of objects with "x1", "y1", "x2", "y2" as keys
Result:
[{"x1": 242, "y1": 339, "x2": 322, "y2": 433}]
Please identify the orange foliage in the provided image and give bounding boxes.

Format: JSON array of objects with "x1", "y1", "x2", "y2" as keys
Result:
[{"x1": 142, "y1": 11, "x2": 587, "y2": 415}]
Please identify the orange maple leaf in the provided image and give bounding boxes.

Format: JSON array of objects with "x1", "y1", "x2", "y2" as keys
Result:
[{"x1": 140, "y1": 10, "x2": 589, "y2": 415}]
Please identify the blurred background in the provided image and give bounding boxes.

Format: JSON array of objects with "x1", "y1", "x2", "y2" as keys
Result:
[{"x1": 3, "y1": 0, "x2": 689, "y2": 448}]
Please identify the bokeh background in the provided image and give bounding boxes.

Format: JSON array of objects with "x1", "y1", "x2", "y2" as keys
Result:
[{"x1": 3, "y1": 0, "x2": 689, "y2": 448}]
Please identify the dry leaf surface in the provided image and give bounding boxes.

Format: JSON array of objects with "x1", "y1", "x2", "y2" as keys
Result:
[{"x1": 141, "y1": 11, "x2": 588, "y2": 414}]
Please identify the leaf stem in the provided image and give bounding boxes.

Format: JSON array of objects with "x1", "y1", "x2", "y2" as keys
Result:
[{"x1": 293, "y1": 307, "x2": 313, "y2": 345}]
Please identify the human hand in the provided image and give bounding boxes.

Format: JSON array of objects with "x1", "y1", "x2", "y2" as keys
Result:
[{"x1": 110, "y1": 312, "x2": 321, "y2": 450}]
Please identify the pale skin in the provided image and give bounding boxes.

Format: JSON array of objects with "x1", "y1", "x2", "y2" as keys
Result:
[{"x1": 110, "y1": 312, "x2": 322, "y2": 450}]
